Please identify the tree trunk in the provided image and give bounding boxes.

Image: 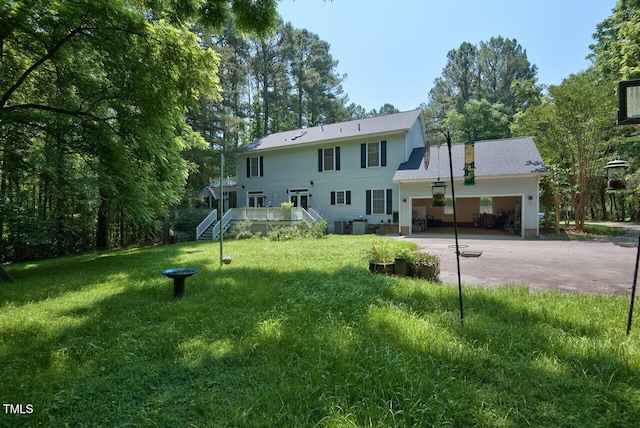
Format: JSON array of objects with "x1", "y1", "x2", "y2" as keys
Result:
[{"x1": 96, "y1": 189, "x2": 109, "y2": 249}]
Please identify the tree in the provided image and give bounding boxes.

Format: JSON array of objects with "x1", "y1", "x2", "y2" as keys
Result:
[
  {"x1": 0, "y1": 0, "x2": 278, "y2": 259},
  {"x1": 425, "y1": 36, "x2": 540, "y2": 133},
  {"x1": 477, "y1": 36, "x2": 538, "y2": 112},
  {"x1": 439, "y1": 42, "x2": 478, "y2": 113},
  {"x1": 512, "y1": 70, "x2": 617, "y2": 231},
  {"x1": 589, "y1": 0, "x2": 640, "y2": 223},
  {"x1": 286, "y1": 26, "x2": 346, "y2": 127},
  {"x1": 590, "y1": 0, "x2": 640, "y2": 80},
  {"x1": 446, "y1": 99, "x2": 511, "y2": 141}
]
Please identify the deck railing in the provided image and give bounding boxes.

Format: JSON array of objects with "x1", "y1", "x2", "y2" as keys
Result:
[{"x1": 197, "y1": 207, "x2": 323, "y2": 240}]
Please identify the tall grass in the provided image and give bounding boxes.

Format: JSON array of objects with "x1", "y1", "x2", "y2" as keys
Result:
[{"x1": 1, "y1": 235, "x2": 639, "y2": 427}]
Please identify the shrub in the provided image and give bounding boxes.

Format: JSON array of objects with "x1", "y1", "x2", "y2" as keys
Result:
[
  {"x1": 409, "y1": 251, "x2": 441, "y2": 279},
  {"x1": 307, "y1": 219, "x2": 328, "y2": 238},
  {"x1": 267, "y1": 226, "x2": 300, "y2": 241},
  {"x1": 226, "y1": 219, "x2": 257, "y2": 240}
]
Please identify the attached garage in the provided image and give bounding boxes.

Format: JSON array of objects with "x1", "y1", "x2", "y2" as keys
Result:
[{"x1": 393, "y1": 137, "x2": 547, "y2": 238}]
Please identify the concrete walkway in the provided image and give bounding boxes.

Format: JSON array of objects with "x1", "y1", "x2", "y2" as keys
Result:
[{"x1": 398, "y1": 224, "x2": 640, "y2": 296}]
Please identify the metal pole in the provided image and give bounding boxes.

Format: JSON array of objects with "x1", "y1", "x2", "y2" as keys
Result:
[
  {"x1": 446, "y1": 130, "x2": 464, "y2": 326},
  {"x1": 220, "y1": 153, "x2": 224, "y2": 267},
  {"x1": 626, "y1": 232, "x2": 640, "y2": 334}
]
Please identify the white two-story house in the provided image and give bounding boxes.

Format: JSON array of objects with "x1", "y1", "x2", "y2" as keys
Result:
[{"x1": 236, "y1": 109, "x2": 547, "y2": 238}]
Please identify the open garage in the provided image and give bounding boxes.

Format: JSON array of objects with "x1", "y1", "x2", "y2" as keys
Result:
[
  {"x1": 409, "y1": 195, "x2": 523, "y2": 236},
  {"x1": 393, "y1": 137, "x2": 547, "y2": 239}
]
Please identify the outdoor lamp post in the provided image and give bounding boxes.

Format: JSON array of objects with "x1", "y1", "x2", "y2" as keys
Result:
[
  {"x1": 608, "y1": 157, "x2": 640, "y2": 336},
  {"x1": 605, "y1": 159, "x2": 630, "y2": 190}
]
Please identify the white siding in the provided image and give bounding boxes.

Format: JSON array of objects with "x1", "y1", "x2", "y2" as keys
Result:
[{"x1": 237, "y1": 132, "x2": 411, "y2": 231}]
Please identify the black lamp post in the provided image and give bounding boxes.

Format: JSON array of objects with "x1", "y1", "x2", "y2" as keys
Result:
[
  {"x1": 615, "y1": 79, "x2": 640, "y2": 334},
  {"x1": 605, "y1": 158, "x2": 638, "y2": 335}
]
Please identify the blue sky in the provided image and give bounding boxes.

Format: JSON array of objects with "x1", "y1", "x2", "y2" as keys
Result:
[{"x1": 277, "y1": 0, "x2": 617, "y2": 112}]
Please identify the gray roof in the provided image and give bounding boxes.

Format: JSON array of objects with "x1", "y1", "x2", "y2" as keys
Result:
[
  {"x1": 243, "y1": 109, "x2": 423, "y2": 152},
  {"x1": 393, "y1": 136, "x2": 547, "y2": 181}
]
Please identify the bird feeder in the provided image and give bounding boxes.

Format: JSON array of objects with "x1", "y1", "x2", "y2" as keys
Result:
[
  {"x1": 605, "y1": 159, "x2": 630, "y2": 191},
  {"x1": 431, "y1": 179, "x2": 447, "y2": 207}
]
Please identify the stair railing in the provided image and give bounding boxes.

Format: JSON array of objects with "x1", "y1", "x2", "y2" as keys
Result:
[{"x1": 196, "y1": 209, "x2": 217, "y2": 240}]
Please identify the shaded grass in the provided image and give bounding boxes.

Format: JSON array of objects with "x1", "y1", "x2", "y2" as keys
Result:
[
  {"x1": 1, "y1": 236, "x2": 639, "y2": 427},
  {"x1": 541, "y1": 222, "x2": 629, "y2": 240}
]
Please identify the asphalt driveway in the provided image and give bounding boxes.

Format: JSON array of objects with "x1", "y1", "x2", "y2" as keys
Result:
[{"x1": 400, "y1": 224, "x2": 640, "y2": 296}]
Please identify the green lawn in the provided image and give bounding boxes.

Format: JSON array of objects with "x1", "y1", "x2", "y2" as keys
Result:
[{"x1": 1, "y1": 235, "x2": 639, "y2": 427}]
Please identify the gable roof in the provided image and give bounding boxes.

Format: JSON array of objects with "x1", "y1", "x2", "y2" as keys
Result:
[
  {"x1": 243, "y1": 109, "x2": 424, "y2": 152},
  {"x1": 393, "y1": 136, "x2": 547, "y2": 182}
]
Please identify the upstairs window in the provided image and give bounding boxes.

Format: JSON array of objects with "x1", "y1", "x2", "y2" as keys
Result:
[
  {"x1": 318, "y1": 147, "x2": 340, "y2": 171},
  {"x1": 361, "y1": 141, "x2": 387, "y2": 168},
  {"x1": 246, "y1": 156, "x2": 264, "y2": 177}
]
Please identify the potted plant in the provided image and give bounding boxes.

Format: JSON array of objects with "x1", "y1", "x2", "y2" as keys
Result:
[
  {"x1": 394, "y1": 247, "x2": 413, "y2": 277},
  {"x1": 280, "y1": 201, "x2": 294, "y2": 220},
  {"x1": 367, "y1": 238, "x2": 395, "y2": 275},
  {"x1": 409, "y1": 251, "x2": 440, "y2": 280}
]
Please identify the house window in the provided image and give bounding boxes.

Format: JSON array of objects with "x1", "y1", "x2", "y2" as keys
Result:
[
  {"x1": 366, "y1": 189, "x2": 392, "y2": 215},
  {"x1": 318, "y1": 147, "x2": 340, "y2": 171},
  {"x1": 331, "y1": 190, "x2": 351, "y2": 205},
  {"x1": 444, "y1": 197, "x2": 453, "y2": 215},
  {"x1": 246, "y1": 156, "x2": 264, "y2": 177},
  {"x1": 367, "y1": 143, "x2": 380, "y2": 167},
  {"x1": 361, "y1": 141, "x2": 387, "y2": 168},
  {"x1": 479, "y1": 196, "x2": 493, "y2": 214},
  {"x1": 371, "y1": 189, "x2": 385, "y2": 214}
]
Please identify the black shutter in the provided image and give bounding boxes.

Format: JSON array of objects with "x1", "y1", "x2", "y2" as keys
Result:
[
  {"x1": 381, "y1": 141, "x2": 387, "y2": 167},
  {"x1": 386, "y1": 188, "x2": 392, "y2": 214},
  {"x1": 361, "y1": 143, "x2": 366, "y2": 168},
  {"x1": 246, "y1": 158, "x2": 250, "y2": 178},
  {"x1": 346, "y1": 190, "x2": 351, "y2": 205},
  {"x1": 335, "y1": 147, "x2": 341, "y2": 170},
  {"x1": 318, "y1": 149, "x2": 323, "y2": 172},
  {"x1": 330, "y1": 191, "x2": 336, "y2": 205},
  {"x1": 259, "y1": 156, "x2": 264, "y2": 177},
  {"x1": 366, "y1": 190, "x2": 372, "y2": 215}
]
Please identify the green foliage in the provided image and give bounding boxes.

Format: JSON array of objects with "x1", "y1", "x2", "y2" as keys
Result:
[
  {"x1": 426, "y1": 36, "x2": 539, "y2": 123},
  {"x1": 267, "y1": 225, "x2": 303, "y2": 241},
  {"x1": 1, "y1": 236, "x2": 639, "y2": 426},
  {"x1": 226, "y1": 219, "x2": 257, "y2": 240},
  {"x1": 512, "y1": 69, "x2": 619, "y2": 230},
  {"x1": 267, "y1": 219, "x2": 327, "y2": 241},
  {"x1": 590, "y1": 0, "x2": 640, "y2": 80},
  {"x1": 366, "y1": 238, "x2": 397, "y2": 263},
  {"x1": 446, "y1": 99, "x2": 512, "y2": 141},
  {"x1": 307, "y1": 218, "x2": 328, "y2": 238},
  {"x1": 0, "y1": 0, "x2": 278, "y2": 260}
]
